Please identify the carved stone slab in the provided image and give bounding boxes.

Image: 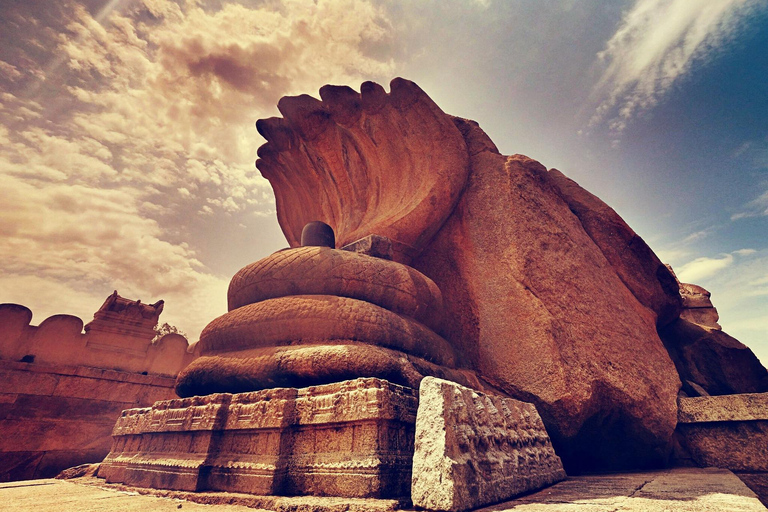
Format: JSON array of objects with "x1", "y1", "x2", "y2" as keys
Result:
[
  {"x1": 411, "y1": 377, "x2": 565, "y2": 512},
  {"x1": 99, "y1": 378, "x2": 417, "y2": 498}
]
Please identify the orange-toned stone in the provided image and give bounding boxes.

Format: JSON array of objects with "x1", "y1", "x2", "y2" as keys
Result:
[
  {"x1": 176, "y1": 344, "x2": 482, "y2": 398},
  {"x1": 256, "y1": 79, "x2": 470, "y2": 264},
  {"x1": 412, "y1": 146, "x2": 681, "y2": 472},
  {"x1": 199, "y1": 296, "x2": 454, "y2": 367},
  {"x1": 100, "y1": 378, "x2": 418, "y2": 499},
  {"x1": 678, "y1": 282, "x2": 721, "y2": 329},
  {"x1": 227, "y1": 246, "x2": 443, "y2": 331},
  {"x1": 546, "y1": 169, "x2": 682, "y2": 327}
]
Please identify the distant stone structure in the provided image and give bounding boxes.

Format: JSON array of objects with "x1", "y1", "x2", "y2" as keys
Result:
[
  {"x1": 0, "y1": 292, "x2": 197, "y2": 481},
  {"x1": 0, "y1": 291, "x2": 194, "y2": 375},
  {"x1": 93, "y1": 78, "x2": 767, "y2": 509}
]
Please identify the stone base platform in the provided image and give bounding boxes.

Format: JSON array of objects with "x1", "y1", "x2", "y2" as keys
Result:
[
  {"x1": 98, "y1": 378, "x2": 417, "y2": 499},
  {"x1": 676, "y1": 392, "x2": 768, "y2": 472}
]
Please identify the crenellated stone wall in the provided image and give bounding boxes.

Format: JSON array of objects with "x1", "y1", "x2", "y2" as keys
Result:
[
  {"x1": 0, "y1": 292, "x2": 196, "y2": 376},
  {"x1": 0, "y1": 293, "x2": 198, "y2": 481}
]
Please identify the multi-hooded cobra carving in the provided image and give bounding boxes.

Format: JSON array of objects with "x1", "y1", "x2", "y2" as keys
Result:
[{"x1": 254, "y1": 78, "x2": 470, "y2": 263}]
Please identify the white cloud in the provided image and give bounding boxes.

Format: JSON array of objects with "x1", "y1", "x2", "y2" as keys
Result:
[
  {"x1": 676, "y1": 253, "x2": 734, "y2": 283},
  {"x1": 589, "y1": 0, "x2": 759, "y2": 133},
  {"x1": 53, "y1": 0, "x2": 395, "y2": 206},
  {"x1": 681, "y1": 228, "x2": 713, "y2": 244},
  {"x1": 0, "y1": 173, "x2": 230, "y2": 340},
  {"x1": 0, "y1": 60, "x2": 23, "y2": 81}
]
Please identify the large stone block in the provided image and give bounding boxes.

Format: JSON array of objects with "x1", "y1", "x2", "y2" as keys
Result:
[
  {"x1": 99, "y1": 377, "x2": 418, "y2": 499},
  {"x1": 411, "y1": 377, "x2": 565, "y2": 512},
  {"x1": 676, "y1": 393, "x2": 768, "y2": 472}
]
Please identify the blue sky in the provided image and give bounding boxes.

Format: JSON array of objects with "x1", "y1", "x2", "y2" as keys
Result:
[{"x1": 1, "y1": 0, "x2": 766, "y2": 362}]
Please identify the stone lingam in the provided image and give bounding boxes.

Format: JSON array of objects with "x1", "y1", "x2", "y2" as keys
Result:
[{"x1": 97, "y1": 78, "x2": 767, "y2": 508}]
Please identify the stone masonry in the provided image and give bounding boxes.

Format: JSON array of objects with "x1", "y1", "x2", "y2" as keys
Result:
[
  {"x1": 411, "y1": 377, "x2": 566, "y2": 512},
  {"x1": 99, "y1": 378, "x2": 418, "y2": 499}
]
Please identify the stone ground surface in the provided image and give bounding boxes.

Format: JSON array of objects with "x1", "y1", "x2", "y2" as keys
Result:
[
  {"x1": 2, "y1": 468, "x2": 765, "y2": 512},
  {"x1": 1, "y1": 479, "x2": 259, "y2": 512},
  {"x1": 482, "y1": 468, "x2": 766, "y2": 512}
]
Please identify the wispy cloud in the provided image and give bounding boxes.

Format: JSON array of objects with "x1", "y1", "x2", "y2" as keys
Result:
[
  {"x1": 731, "y1": 137, "x2": 768, "y2": 220},
  {"x1": 0, "y1": 0, "x2": 398, "y2": 341},
  {"x1": 731, "y1": 189, "x2": 768, "y2": 220},
  {"x1": 676, "y1": 253, "x2": 734, "y2": 283},
  {"x1": 589, "y1": 0, "x2": 759, "y2": 134},
  {"x1": 672, "y1": 247, "x2": 759, "y2": 283}
]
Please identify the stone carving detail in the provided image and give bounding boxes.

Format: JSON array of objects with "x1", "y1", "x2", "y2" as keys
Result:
[
  {"x1": 256, "y1": 78, "x2": 470, "y2": 264},
  {"x1": 199, "y1": 296, "x2": 454, "y2": 365},
  {"x1": 411, "y1": 377, "x2": 565, "y2": 512},
  {"x1": 170, "y1": 77, "x2": 764, "y2": 477},
  {"x1": 227, "y1": 246, "x2": 444, "y2": 330},
  {"x1": 100, "y1": 378, "x2": 418, "y2": 498},
  {"x1": 176, "y1": 240, "x2": 481, "y2": 398}
]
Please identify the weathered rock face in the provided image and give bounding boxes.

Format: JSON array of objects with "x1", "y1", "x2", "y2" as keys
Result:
[
  {"x1": 411, "y1": 378, "x2": 565, "y2": 512},
  {"x1": 655, "y1": 270, "x2": 766, "y2": 397},
  {"x1": 256, "y1": 78, "x2": 470, "y2": 263},
  {"x1": 660, "y1": 319, "x2": 768, "y2": 396},
  {"x1": 412, "y1": 125, "x2": 680, "y2": 472},
  {"x1": 678, "y1": 282, "x2": 721, "y2": 330},
  {"x1": 546, "y1": 169, "x2": 682, "y2": 327}
]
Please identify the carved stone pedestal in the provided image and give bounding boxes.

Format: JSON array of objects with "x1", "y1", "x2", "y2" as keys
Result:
[{"x1": 98, "y1": 378, "x2": 417, "y2": 498}]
